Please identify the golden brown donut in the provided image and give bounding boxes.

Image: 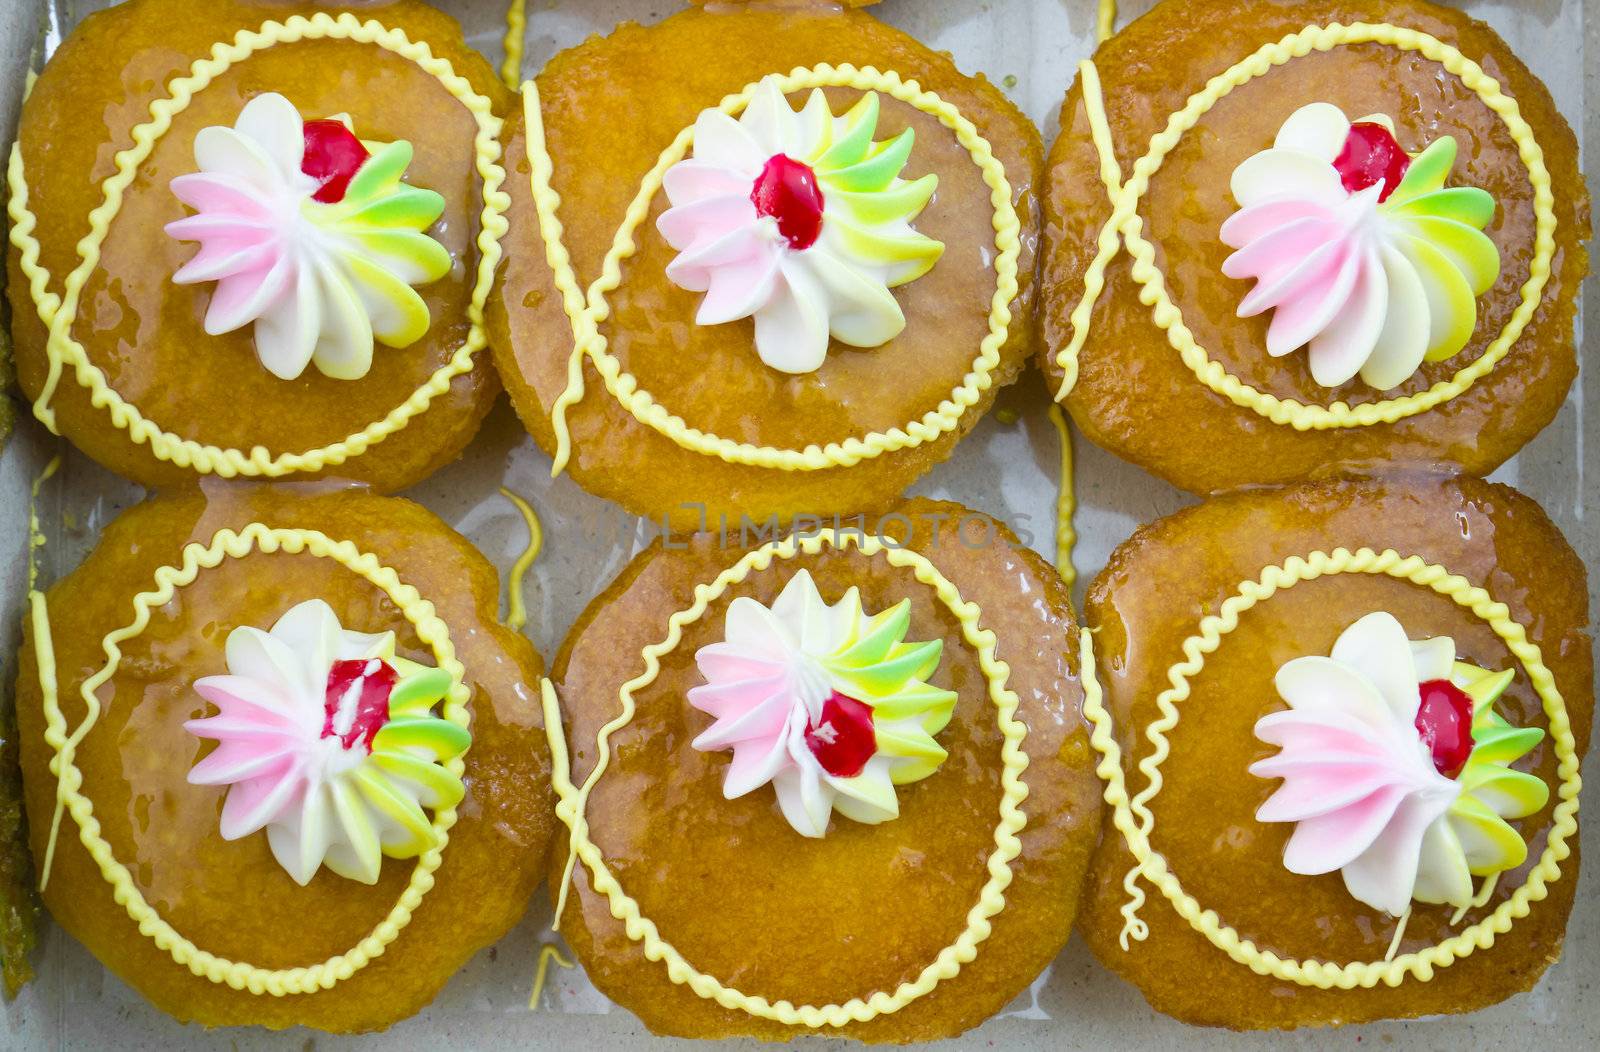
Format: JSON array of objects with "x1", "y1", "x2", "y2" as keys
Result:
[
  {"x1": 1040, "y1": 0, "x2": 1589, "y2": 495},
  {"x1": 15, "y1": 486, "x2": 555, "y2": 1031},
  {"x1": 489, "y1": 0, "x2": 1042, "y2": 530},
  {"x1": 6, "y1": 0, "x2": 510, "y2": 492},
  {"x1": 547, "y1": 499, "x2": 1101, "y2": 1041},
  {"x1": 1079, "y1": 472, "x2": 1592, "y2": 1028}
]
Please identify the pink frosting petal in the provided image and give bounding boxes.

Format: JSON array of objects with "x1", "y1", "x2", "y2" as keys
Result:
[
  {"x1": 663, "y1": 159, "x2": 754, "y2": 207},
  {"x1": 188, "y1": 738, "x2": 299, "y2": 785},
  {"x1": 169, "y1": 172, "x2": 278, "y2": 222},
  {"x1": 1220, "y1": 198, "x2": 1336, "y2": 250},
  {"x1": 664, "y1": 222, "x2": 773, "y2": 292},
  {"x1": 172, "y1": 238, "x2": 281, "y2": 286},
  {"x1": 1262, "y1": 242, "x2": 1360, "y2": 356},
  {"x1": 216, "y1": 761, "x2": 303, "y2": 840},
  {"x1": 1231, "y1": 224, "x2": 1345, "y2": 313},
  {"x1": 693, "y1": 643, "x2": 786, "y2": 683},
  {"x1": 698, "y1": 250, "x2": 780, "y2": 326},
  {"x1": 1282, "y1": 782, "x2": 1410, "y2": 875},
  {"x1": 688, "y1": 671, "x2": 786, "y2": 719},
  {"x1": 691, "y1": 686, "x2": 794, "y2": 749},
  {"x1": 193, "y1": 675, "x2": 304, "y2": 725},
  {"x1": 658, "y1": 194, "x2": 760, "y2": 253},
  {"x1": 723, "y1": 733, "x2": 793, "y2": 799}
]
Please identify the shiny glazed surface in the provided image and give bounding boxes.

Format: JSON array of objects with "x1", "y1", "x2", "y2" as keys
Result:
[
  {"x1": 7, "y1": 0, "x2": 510, "y2": 493},
  {"x1": 15, "y1": 486, "x2": 555, "y2": 1032},
  {"x1": 549, "y1": 499, "x2": 1101, "y2": 1042},
  {"x1": 1040, "y1": 0, "x2": 1589, "y2": 495},
  {"x1": 488, "y1": 1, "x2": 1042, "y2": 528},
  {"x1": 1081, "y1": 473, "x2": 1593, "y2": 1028}
]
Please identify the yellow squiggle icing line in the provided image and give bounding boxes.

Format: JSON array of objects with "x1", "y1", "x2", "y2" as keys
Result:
[
  {"x1": 1054, "y1": 23, "x2": 1557, "y2": 432},
  {"x1": 25, "y1": 454, "x2": 63, "y2": 890},
  {"x1": 29, "y1": 524, "x2": 471, "y2": 994},
  {"x1": 519, "y1": 82, "x2": 599, "y2": 477},
  {"x1": 527, "y1": 941, "x2": 574, "y2": 1010},
  {"x1": 538, "y1": 528, "x2": 1051, "y2": 1026},
  {"x1": 529, "y1": 66, "x2": 1021, "y2": 474},
  {"x1": 8, "y1": 13, "x2": 509, "y2": 476},
  {"x1": 1047, "y1": 405, "x2": 1077, "y2": 590},
  {"x1": 1098, "y1": 0, "x2": 1117, "y2": 43},
  {"x1": 501, "y1": 0, "x2": 526, "y2": 91},
  {"x1": 498, "y1": 485, "x2": 543, "y2": 632},
  {"x1": 1079, "y1": 547, "x2": 1581, "y2": 986},
  {"x1": 25, "y1": 455, "x2": 59, "y2": 594}
]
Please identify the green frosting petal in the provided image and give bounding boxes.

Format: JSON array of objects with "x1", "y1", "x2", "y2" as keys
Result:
[
  {"x1": 1466, "y1": 722, "x2": 1545, "y2": 766},
  {"x1": 336, "y1": 185, "x2": 447, "y2": 231},
  {"x1": 388, "y1": 666, "x2": 455, "y2": 715},
  {"x1": 818, "y1": 592, "x2": 958, "y2": 790},
  {"x1": 816, "y1": 93, "x2": 879, "y2": 171},
  {"x1": 830, "y1": 598, "x2": 912, "y2": 668},
  {"x1": 1387, "y1": 136, "x2": 1457, "y2": 205},
  {"x1": 826, "y1": 128, "x2": 916, "y2": 194},
  {"x1": 1391, "y1": 186, "x2": 1496, "y2": 228},
  {"x1": 372, "y1": 715, "x2": 472, "y2": 761}
]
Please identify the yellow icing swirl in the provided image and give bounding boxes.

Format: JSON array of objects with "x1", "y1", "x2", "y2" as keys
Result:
[
  {"x1": 1048, "y1": 404, "x2": 1077, "y2": 590},
  {"x1": 1098, "y1": 0, "x2": 1117, "y2": 43},
  {"x1": 1055, "y1": 23, "x2": 1557, "y2": 431},
  {"x1": 29, "y1": 523, "x2": 470, "y2": 994},
  {"x1": 520, "y1": 66, "x2": 1022, "y2": 475},
  {"x1": 1079, "y1": 546, "x2": 1581, "y2": 987},
  {"x1": 502, "y1": 0, "x2": 527, "y2": 91},
  {"x1": 539, "y1": 528, "x2": 1065, "y2": 1026},
  {"x1": 5, "y1": 12, "x2": 509, "y2": 478}
]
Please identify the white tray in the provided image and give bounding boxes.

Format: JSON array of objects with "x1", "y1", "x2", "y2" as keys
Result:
[{"x1": 0, "y1": 1, "x2": 1592, "y2": 1048}]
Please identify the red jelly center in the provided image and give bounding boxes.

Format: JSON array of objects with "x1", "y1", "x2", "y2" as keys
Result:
[
  {"x1": 804, "y1": 691, "x2": 877, "y2": 778},
  {"x1": 302, "y1": 119, "x2": 371, "y2": 204},
  {"x1": 750, "y1": 154, "x2": 825, "y2": 250},
  {"x1": 322, "y1": 658, "x2": 396, "y2": 751},
  {"x1": 1414, "y1": 679, "x2": 1475, "y2": 778},
  {"x1": 1333, "y1": 121, "x2": 1411, "y2": 203}
]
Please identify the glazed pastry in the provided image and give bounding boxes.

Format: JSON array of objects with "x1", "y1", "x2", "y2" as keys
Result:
[
  {"x1": 6, "y1": 0, "x2": 512, "y2": 492},
  {"x1": 15, "y1": 487, "x2": 555, "y2": 1031},
  {"x1": 544, "y1": 499, "x2": 1101, "y2": 1041},
  {"x1": 1041, "y1": 0, "x2": 1589, "y2": 494},
  {"x1": 490, "y1": 0, "x2": 1042, "y2": 529},
  {"x1": 1078, "y1": 473, "x2": 1591, "y2": 1028}
]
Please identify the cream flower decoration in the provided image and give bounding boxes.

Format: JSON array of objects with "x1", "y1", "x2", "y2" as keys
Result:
[
  {"x1": 657, "y1": 78, "x2": 945, "y2": 374},
  {"x1": 184, "y1": 599, "x2": 469, "y2": 886},
  {"x1": 1251, "y1": 612, "x2": 1547, "y2": 916},
  {"x1": 1221, "y1": 103, "x2": 1500, "y2": 390},
  {"x1": 166, "y1": 92, "x2": 452, "y2": 381},
  {"x1": 687, "y1": 570, "x2": 957, "y2": 837}
]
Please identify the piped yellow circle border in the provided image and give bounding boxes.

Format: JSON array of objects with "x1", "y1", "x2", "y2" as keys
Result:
[
  {"x1": 539, "y1": 528, "x2": 1049, "y2": 1026},
  {"x1": 5, "y1": 11, "x2": 509, "y2": 478},
  {"x1": 1080, "y1": 546, "x2": 1581, "y2": 986},
  {"x1": 1055, "y1": 22, "x2": 1557, "y2": 431},
  {"x1": 30, "y1": 523, "x2": 471, "y2": 995},
  {"x1": 523, "y1": 64, "x2": 1022, "y2": 474}
]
